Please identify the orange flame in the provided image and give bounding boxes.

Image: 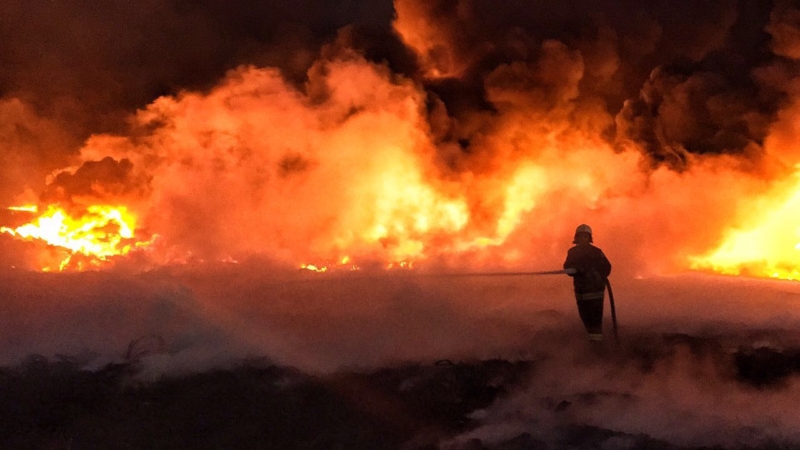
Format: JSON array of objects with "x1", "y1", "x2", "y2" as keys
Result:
[
  {"x1": 300, "y1": 264, "x2": 328, "y2": 273},
  {"x1": 7, "y1": 205, "x2": 38, "y2": 213},
  {"x1": 1, "y1": 55, "x2": 798, "y2": 281},
  {"x1": 689, "y1": 167, "x2": 800, "y2": 281},
  {"x1": 1, "y1": 204, "x2": 150, "y2": 271},
  {"x1": 300, "y1": 256, "x2": 363, "y2": 273}
]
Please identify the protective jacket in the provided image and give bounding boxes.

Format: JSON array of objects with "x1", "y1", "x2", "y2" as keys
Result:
[{"x1": 563, "y1": 243, "x2": 611, "y2": 299}]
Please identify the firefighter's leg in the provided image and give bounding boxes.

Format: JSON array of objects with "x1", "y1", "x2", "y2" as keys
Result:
[{"x1": 576, "y1": 293, "x2": 604, "y2": 341}]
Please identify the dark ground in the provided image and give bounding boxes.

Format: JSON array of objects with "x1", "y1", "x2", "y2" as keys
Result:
[{"x1": 2, "y1": 333, "x2": 800, "y2": 450}]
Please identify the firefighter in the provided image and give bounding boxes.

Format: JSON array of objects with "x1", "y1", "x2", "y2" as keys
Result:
[{"x1": 563, "y1": 224, "x2": 611, "y2": 341}]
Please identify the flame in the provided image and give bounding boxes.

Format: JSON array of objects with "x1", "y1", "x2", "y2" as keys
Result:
[
  {"x1": 300, "y1": 256, "x2": 365, "y2": 273},
  {"x1": 300, "y1": 264, "x2": 328, "y2": 273},
  {"x1": 7, "y1": 205, "x2": 38, "y2": 213},
  {"x1": 345, "y1": 144, "x2": 470, "y2": 260},
  {"x1": 1, "y1": 204, "x2": 150, "y2": 271},
  {"x1": 392, "y1": 0, "x2": 465, "y2": 79},
  {"x1": 689, "y1": 168, "x2": 800, "y2": 281},
  {"x1": 1, "y1": 49, "x2": 799, "y2": 280}
]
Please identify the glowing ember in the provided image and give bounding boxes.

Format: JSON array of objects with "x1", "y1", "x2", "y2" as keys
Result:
[
  {"x1": 300, "y1": 258, "x2": 420, "y2": 273},
  {"x1": 1, "y1": 204, "x2": 150, "y2": 271},
  {"x1": 386, "y1": 261, "x2": 414, "y2": 269},
  {"x1": 689, "y1": 170, "x2": 800, "y2": 281},
  {"x1": 300, "y1": 264, "x2": 328, "y2": 273},
  {"x1": 340, "y1": 256, "x2": 360, "y2": 271},
  {"x1": 300, "y1": 257, "x2": 364, "y2": 273}
]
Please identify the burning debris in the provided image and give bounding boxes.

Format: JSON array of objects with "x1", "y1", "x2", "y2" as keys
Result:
[{"x1": 1, "y1": 204, "x2": 151, "y2": 271}]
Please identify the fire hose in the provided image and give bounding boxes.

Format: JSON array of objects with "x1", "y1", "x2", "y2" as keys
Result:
[
  {"x1": 606, "y1": 278, "x2": 619, "y2": 342},
  {"x1": 413, "y1": 268, "x2": 578, "y2": 278},
  {"x1": 299, "y1": 267, "x2": 620, "y2": 341},
  {"x1": 408, "y1": 268, "x2": 619, "y2": 342}
]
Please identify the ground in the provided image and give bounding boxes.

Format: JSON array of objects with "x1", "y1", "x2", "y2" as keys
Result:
[{"x1": 2, "y1": 333, "x2": 800, "y2": 450}]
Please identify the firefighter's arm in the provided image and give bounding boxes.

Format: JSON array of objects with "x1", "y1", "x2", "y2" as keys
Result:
[
  {"x1": 600, "y1": 252, "x2": 611, "y2": 277},
  {"x1": 563, "y1": 255, "x2": 581, "y2": 276}
]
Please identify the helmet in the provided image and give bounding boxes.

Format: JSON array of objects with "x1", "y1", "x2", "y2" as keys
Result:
[{"x1": 573, "y1": 224, "x2": 593, "y2": 243}]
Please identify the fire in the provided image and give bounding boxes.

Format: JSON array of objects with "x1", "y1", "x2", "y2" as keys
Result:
[
  {"x1": 1, "y1": 43, "x2": 798, "y2": 281},
  {"x1": 300, "y1": 264, "x2": 328, "y2": 273},
  {"x1": 300, "y1": 256, "x2": 363, "y2": 273},
  {"x1": 689, "y1": 168, "x2": 800, "y2": 281},
  {"x1": 7, "y1": 205, "x2": 37, "y2": 213},
  {"x1": 1, "y1": 204, "x2": 150, "y2": 271}
]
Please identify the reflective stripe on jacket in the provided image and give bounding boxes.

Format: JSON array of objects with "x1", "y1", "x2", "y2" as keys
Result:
[{"x1": 576, "y1": 291, "x2": 605, "y2": 301}]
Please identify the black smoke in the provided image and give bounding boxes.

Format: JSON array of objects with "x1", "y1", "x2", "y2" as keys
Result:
[
  {"x1": 0, "y1": 0, "x2": 395, "y2": 135},
  {"x1": 3, "y1": 0, "x2": 799, "y2": 178}
]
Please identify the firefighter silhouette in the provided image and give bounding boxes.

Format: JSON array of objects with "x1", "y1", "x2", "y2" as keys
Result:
[{"x1": 563, "y1": 224, "x2": 611, "y2": 341}]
